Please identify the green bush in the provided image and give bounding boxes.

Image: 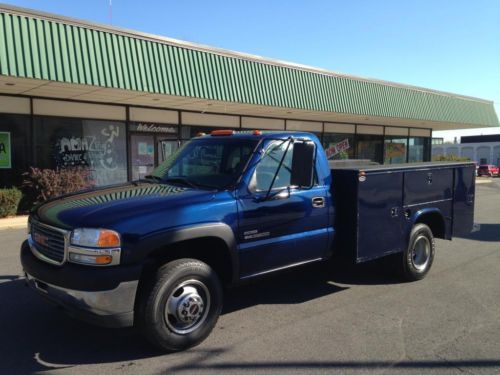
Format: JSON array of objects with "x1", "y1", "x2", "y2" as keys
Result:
[
  {"x1": 0, "y1": 187, "x2": 22, "y2": 218},
  {"x1": 22, "y1": 167, "x2": 94, "y2": 207}
]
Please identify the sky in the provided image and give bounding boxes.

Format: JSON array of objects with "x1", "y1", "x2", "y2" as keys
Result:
[{"x1": 3, "y1": 0, "x2": 500, "y2": 141}]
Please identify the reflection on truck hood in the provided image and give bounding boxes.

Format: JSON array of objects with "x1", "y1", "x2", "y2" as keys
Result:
[{"x1": 33, "y1": 182, "x2": 215, "y2": 230}]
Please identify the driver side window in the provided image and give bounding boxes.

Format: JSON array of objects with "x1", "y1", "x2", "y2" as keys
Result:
[{"x1": 251, "y1": 141, "x2": 293, "y2": 192}]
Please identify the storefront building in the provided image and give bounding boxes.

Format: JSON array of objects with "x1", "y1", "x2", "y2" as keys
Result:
[
  {"x1": 432, "y1": 135, "x2": 500, "y2": 166},
  {"x1": 0, "y1": 5, "x2": 498, "y2": 187}
]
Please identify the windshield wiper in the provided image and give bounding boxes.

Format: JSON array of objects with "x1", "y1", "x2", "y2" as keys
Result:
[
  {"x1": 131, "y1": 175, "x2": 163, "y2": 185},
  {"x1": 144, "y1": 175, "x2": 163, "y2": 182},
  {"x1": 164, "y1": 177, "x2": 199, "y2": 189}
]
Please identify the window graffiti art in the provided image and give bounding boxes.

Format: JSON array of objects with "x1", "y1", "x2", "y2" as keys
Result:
[
  {"x1": 56, "y1": 123, "x2": 122, "y2": 168},
  {"x1": 34, "y1": 117, "x2": 127, "y2": 187}
]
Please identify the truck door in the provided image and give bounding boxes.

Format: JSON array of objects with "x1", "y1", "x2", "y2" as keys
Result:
[{"x1": 236, "y1": 139, "x2": 330, "y2": 278}]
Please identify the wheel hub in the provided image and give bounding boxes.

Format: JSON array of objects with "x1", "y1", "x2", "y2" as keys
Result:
[
  {"x1": 176, "y1": 290, "x2": 204, "y2": 323},
  {"x1": 412, "y1": 235, "x2": 430, "y2": 271},
  {"x1": 165, "y1": 280, "x2": 210, "y2": 335}
]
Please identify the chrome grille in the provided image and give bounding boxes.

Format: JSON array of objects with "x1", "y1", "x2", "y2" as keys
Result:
[{"x1": 30, "y1": 221, "x2": 66, "y2": 264}]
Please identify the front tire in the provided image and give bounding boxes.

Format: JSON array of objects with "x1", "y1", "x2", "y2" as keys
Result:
[
  {"x1": 399, "y1": 223, "x2": 435, "y2": 281},
  {"x1": 138, "y1": 258, "x2": 223, "y2": 352}
]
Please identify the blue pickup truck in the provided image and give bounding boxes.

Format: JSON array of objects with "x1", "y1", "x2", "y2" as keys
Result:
[{"x1": 21, "y1": 130, "x2": 475, "y2": 351}]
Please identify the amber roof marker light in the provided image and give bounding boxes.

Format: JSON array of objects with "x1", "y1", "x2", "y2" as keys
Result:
[{"x1": 211, "y1": 129, "x2": 235, "y2": 136}]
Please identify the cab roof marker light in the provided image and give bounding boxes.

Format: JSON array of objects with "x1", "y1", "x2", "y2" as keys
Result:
[{"x1": 211, "y1": 129, "x2": 234, "y2": 136}]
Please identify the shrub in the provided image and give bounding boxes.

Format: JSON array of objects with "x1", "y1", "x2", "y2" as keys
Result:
[
  {"x1": 432, "y1": 154, "x2": 470, "y2": 162},
  {"x1": 22, "y1": 167, "x2": 95, "y2": 206},
  {"x1": 0, "y1": 187, "x2": 22, "y2": 218}
]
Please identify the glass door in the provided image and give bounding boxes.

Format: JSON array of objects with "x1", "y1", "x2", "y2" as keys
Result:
[
  {"x1": 130, "y1": 134, "x2": 155, "y2": 180},
  {"x1": 158, "y1": 139, "x2": 179, "y2": 165}
]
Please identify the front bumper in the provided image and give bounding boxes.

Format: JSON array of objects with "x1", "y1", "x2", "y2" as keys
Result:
[{"x1": 21, "y1": 241, "x2": 141, "y2": 328}]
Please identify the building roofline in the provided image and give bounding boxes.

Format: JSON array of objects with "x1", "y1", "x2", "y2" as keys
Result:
[{"x1": 0, "y1": 2, "x2": 494, "y2": 106}]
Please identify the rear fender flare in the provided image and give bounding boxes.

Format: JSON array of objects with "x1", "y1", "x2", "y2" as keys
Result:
[{"x1": 411, "y1": 208, "x2": 447, "y2": 239}]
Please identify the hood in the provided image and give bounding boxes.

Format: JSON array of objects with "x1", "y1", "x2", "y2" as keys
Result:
[{"x1": 33, "y1": 182, "x2": 216, "y2": 230}]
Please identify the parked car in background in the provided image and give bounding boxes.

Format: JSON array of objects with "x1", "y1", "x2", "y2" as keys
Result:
[{"x1": 477, "y1": 164, "x2": 500, "y2": 177}]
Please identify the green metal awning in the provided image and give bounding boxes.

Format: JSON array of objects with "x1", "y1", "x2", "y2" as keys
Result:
[{"x1": 0, "y1": 4, "x2": 498, "y2": 128}]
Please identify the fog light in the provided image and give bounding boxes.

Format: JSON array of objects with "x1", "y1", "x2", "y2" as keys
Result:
[{"x1": 69, "y1": 253, "x2": 113, "y2": 265}]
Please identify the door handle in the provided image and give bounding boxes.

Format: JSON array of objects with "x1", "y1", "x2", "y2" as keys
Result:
[
  {"x1": 312, "y1": 197, "x2": 325, "y2": 208},
  {"x1": 466, "y1": 193, "x2": 474, "y2": 205}
]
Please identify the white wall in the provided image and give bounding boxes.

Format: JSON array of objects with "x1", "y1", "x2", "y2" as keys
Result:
[{"x1": 432, "y1": 141, "x2": 500, "y2": 164}]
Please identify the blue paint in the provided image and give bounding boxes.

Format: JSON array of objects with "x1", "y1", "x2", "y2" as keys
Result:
[{"x1": 30, "y1": 131, "x2": 475, "y2": 279}]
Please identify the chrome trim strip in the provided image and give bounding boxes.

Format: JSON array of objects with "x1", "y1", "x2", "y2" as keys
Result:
[
  {"x1": 403, "y1": 198, "x2": 453, "y2": 208},
  {"x1": 240, "y1": 257, "x2": 323, "y2": 280}
]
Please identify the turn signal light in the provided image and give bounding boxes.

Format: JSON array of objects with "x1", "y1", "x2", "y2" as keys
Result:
[
  {"x1": 95, "y1": 255, "x2": 113, "y2": 264},
  {"x1": 69, "y1": 253, "x2": 113, "y2": 265},
  {"x1": 97, "y1": 230, "x2": 121, "y2": 247}
]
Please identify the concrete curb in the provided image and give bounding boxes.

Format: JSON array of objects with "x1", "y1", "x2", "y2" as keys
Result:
[
  {"x1": 476, "y1": 178, "x2": 494, "y2": 184},
  {"x1": 0, "y1": 215, "x2": 28, "y2": 230}
]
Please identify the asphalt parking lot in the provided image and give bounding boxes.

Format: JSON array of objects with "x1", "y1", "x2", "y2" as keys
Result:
[{"x1": 1, "y1": 178, "x2": 500, "y2": 375}]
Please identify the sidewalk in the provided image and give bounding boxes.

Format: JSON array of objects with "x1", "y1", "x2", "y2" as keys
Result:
[
  {"x1": 0, "y1": 215, "x2": 28, "y2": 230},
  {"x1": 476, "y1": 177, "x2": 494, "y2": 184}
]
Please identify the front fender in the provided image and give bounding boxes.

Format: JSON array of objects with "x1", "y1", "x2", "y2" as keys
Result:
[{"x1": 123, "y1": 222, "x2": 239, "y2": 282}]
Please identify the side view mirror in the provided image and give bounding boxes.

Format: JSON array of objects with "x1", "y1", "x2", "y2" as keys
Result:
[{"x1": 290, "y1": 141, "x2": 315, "y2": 188}]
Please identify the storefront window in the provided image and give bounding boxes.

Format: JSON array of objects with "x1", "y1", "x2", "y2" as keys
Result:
[
  {"x1": 323, "y1": 133, "x2": 355, "y2": 160},
  {"x1": 384, "y1": 136, "x2": 408, "y2": 164},
  {"x1": 33, "y1": 117, "x2": 127, "y2": 186},
  {"x1": 0, "y1": 114, "x2": 31, "y2": 187},
  {"x1": 356, "y1": 134, "x2": 383, "y2": 163},
  {"x1": 408, "y1": 137, "x2": 431, "y2": 162}
]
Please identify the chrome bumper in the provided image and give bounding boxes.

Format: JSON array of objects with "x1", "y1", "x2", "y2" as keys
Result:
[{"x1": 25, "y1": 272, "x2": 138, "y2": 328}]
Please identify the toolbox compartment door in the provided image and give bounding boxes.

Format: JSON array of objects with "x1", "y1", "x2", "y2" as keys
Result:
[
  {"x1": 452, "y1": 165, "x2": 475, "y2": 237},
  {"x1": 403, "y1": 168, "x2": 453, "y2": 206},
  {"x1": 356, "y1": 171, "x2": 404, "y2": 262}
]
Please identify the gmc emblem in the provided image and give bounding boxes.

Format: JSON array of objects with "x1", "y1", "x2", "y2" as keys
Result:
[{"x1": 33, "y1": 232, "x2": 49, "y2": 247}]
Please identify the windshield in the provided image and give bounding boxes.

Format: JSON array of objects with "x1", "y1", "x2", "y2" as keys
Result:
[{"x1": 151, "y1": 138, "x2": 258, "y2": 189}]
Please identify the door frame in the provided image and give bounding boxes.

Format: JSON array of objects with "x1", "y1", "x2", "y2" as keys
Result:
[{"x1": 128, "y1": 131, "x2": 178, "y2": 179}]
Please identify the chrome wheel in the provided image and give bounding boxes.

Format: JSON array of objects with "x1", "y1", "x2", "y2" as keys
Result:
[
  {"x1": 411, "y1": 235, "x2": 430, "y2": 272},
  {"x1": 164, "y1": 279, "x2": 211, "y2": 335}
]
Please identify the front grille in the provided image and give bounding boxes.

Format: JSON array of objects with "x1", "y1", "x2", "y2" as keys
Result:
[{"x1": 31, "y1": 221, "x2": 66, "y2": 264}]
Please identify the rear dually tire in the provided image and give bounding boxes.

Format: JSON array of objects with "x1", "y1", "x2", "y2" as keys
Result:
[{"x1": 399, "y1": 223, "x2": 435, "y2": 281}]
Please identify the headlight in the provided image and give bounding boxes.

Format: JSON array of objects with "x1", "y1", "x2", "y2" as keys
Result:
[
  {"x1": 69, "y1": 228, "x2": 121, "y2": 266},
  {"x1": 71, "y1": 228, "x2": 121, "y2": 248}
]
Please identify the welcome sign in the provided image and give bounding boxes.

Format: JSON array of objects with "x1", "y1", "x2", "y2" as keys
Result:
[{"x1": 0, "y1": 132, "x2": 11, "y2": 168}]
